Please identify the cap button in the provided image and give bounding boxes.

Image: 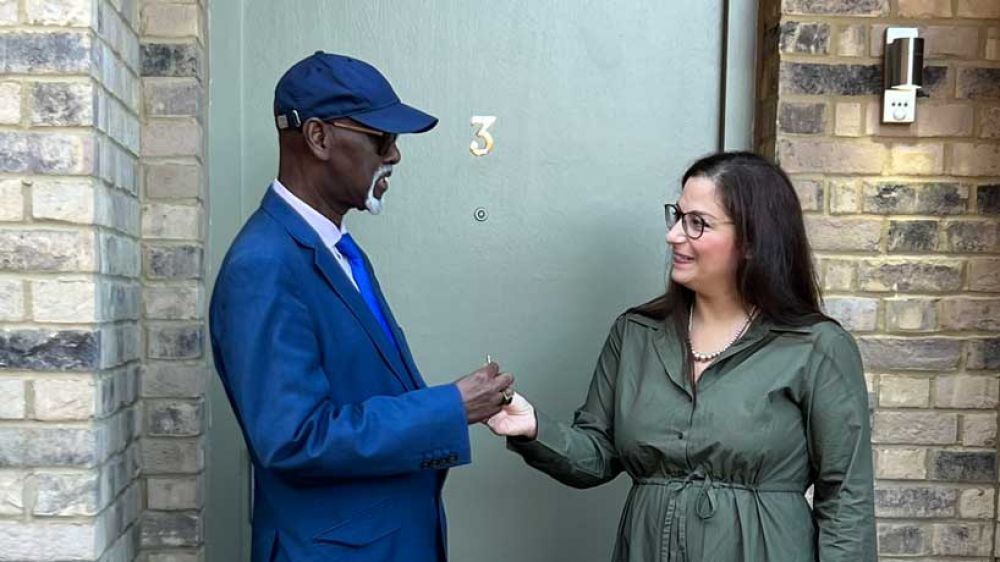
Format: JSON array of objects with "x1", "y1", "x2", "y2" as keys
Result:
[{"x1": 314, "y1": 50, "x2": 325, "y2": 55}]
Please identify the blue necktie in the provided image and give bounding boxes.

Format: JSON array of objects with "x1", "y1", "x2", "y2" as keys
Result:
[{"x1": 335, "y1": 233, "x2": 397, "y2": 345}]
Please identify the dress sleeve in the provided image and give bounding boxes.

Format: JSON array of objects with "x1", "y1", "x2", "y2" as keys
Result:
[
  {"x1": 506, "y1": 316, "x2": 626, "y2": 489},
  {"x1": 804, "y1": 329, "x2": 877, "y2": 561}
]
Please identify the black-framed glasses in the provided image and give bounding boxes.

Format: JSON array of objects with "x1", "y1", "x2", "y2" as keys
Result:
[
  {"x1": 664, "y1": 203, "x2": 732, "y2": 240},
  {"x1": 330, "y1": 120, "x2": 398, "y2": 156}
]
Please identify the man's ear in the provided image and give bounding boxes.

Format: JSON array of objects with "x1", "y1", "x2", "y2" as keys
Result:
[{"x1": 302, "y1": 119, "x2": 331, "y2": 161}]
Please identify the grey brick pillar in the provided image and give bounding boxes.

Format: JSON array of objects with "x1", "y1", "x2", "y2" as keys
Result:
[
  {"x1": 0, "y1": 0, "x2": 144, "y2": 560},
  {"x1": 137, "y1": 0, "x2": 208, "y2": 560}
]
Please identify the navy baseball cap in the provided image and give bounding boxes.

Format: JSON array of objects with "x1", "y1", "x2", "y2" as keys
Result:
[{"x1": 274, "y1": 51, "x2": 438, "y2": 134}]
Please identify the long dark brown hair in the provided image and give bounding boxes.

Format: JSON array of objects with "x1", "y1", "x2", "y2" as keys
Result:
[{"x1": 633, "y1": 152, "x2": 831, "y2": 365}]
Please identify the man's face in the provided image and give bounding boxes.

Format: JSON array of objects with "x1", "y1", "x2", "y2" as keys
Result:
[{"x1": 321, "y1": 120, "x2": 401, "y2": 214}]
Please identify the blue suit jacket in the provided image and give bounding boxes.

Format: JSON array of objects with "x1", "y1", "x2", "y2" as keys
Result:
[{"x1": 210, "y1": 188, "x2": 471, "y2": 562}]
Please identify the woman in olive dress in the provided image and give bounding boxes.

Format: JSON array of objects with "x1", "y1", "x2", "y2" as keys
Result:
[{"x1": 488, "y1": 152, "x2": 876, "y2": 562}]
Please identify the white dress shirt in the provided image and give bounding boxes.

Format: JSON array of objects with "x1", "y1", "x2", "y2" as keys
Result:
[{"x1": 270, "y1": 179, "x2": 358, "y2": 291}]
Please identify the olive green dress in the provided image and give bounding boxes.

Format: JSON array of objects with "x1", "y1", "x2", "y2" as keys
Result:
[{"x1": 508, "y1": 313, "x2": 876, "y2": 562}]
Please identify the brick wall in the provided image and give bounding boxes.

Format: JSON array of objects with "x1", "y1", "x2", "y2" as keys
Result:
[
  {"x1": 758, "y1": 0, "x2": 1000, "y2": 559},
  {"x1": 0, "y1": 0, "x2": 144, "y2": 560},
  {"x1": 137, "y1": 0, "x2": 207, "y2": 560},
  {"x1": 0, "y1": 0, "x2": 207, "y2": 560}
]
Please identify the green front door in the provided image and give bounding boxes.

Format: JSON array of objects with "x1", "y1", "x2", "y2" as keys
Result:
[{"x1": 207, "y1": 2, "x2": 755, "y2": 560}]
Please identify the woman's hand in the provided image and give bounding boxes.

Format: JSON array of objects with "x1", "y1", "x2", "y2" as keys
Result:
[{"x1": 486, "y1": 393, "x2": 537, "y2": 439}]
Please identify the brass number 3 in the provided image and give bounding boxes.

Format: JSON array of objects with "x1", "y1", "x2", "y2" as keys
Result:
[{"x1": 469, "y1": 115, "x2": 496, "y2": 157}]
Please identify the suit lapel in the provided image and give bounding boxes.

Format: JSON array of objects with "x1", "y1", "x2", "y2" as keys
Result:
[{"x1": 261, "y1": 189, "x2": 413, "y2": 390}]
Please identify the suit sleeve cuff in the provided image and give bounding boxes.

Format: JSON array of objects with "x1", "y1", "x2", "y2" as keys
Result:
[{"x1": 417, "y1": 384, "x2": 471, "y2": 470}]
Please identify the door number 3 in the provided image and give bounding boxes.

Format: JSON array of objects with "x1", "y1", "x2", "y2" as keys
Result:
[{"x1": 469, "y1": 115, "x2": 496, "y2": 157}]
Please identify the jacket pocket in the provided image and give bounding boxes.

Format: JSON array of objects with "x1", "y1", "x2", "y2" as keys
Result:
[{"x1": 313, "y1": 499, "x2": 401, "y2": 547}]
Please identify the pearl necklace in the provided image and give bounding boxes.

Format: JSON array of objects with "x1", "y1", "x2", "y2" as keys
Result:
[{"x1": 688, "y1": 305, "x2": 755, "y2": 363}]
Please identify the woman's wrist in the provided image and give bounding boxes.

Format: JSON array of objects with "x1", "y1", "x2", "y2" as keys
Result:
[{"x1": 510, "y1": 410, "x2": 538, "y2": 441}]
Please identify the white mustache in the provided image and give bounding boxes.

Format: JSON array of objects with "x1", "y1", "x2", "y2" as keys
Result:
[{"x1": 372, "y1": 165, "x2": 393, "y2": 184}]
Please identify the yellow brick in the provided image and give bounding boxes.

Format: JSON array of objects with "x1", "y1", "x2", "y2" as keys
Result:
[
  {"x1": 0, "y1": 280, "x2": 25, "y2": 322},
  {"x1": 917, "y1": 104, "x2": 975, "y2": 137},
  {"x1": 935, "y1": 374, "x2": 1000, "y2": 408},
  {"x1": 898, "y1": 0, "x2": 952, "y2": 17},
  {"x1": 33, "y1": 378, "x2": 95, "y2": 420},
  {"x1": 870, "y1": 24, "x2": 888, "y2": 57},
  {"x1": 0, "y1": 179, "x2": 23, "y2": 222},
  {"x1": 885, "y1": 298, "x2": 939, "y2": 332},
  {"x1": 987, "y1": 28, "x2": 999, "y2": 61},
  {"x1": 969, "y1": 258, "x2": 1000, "y2": 292},
  {"x1": 829, "y1": 180, "x2": 861, "y2": 214},
  {"x1": 880, "y1": 375, "x2": 931, "y2": 407},
  {"x1": 0, "y1": 82, "x2": 21, "y2": 125},
  {"x1": 823, "y1": 260, "x2": 855, "y2": 291},
  {"x1": 778, "y1": 139, "x2": 886, "y2": 174},
  {"x1": 806, "y1": 216, "x2": 882, "y2": 251},
  {"x1": 825, "y1": 297, "x2": 879, "y2": 331},
  {"x1": 0, "y1": 0, "x2": 17, "y2": 25},
  {"x1": 923, "y1": 26, "x2": 981, "y2": 59},
  {"x1": 888, "y1": 143, "x2": 945, "y2": 175},
  {"x1": 835, "y1": 102, "x2": 863, "y2": 137},
  {"x1": 836, "y1": 25, "x2": 867, "y2": 57},
  {"x1": 957, "y1": 0, "x2": 1000, "y2": 18},
  {"x1": 876, "y1": 447, "x2": 927, "y2": 479},
  {"x1": 858, "y1": 258, "x2": 963, "y2": 292},
  {"x1": 873, "y1": 411, "x2": 958, "y2": 444},
  {"x1": 141, "y1": 4, "x2": 200, "y2": 37},
  {"x1": 792, "y1": 178, "x2": 823, "y2": 212},
  {"x1": 951, "y1": 143, "x2": 1000, "y2": 176},
  {"x1": 24, "y1": 0, "x2": 93, "y2": 26},
  {"x1": 141, "y1": 119, "x2": 202, "y2": 158},
  {"x1": 962, "y1": 413, "x2": 997, "y2": 447},
  {"x1": 978, "y1": 106, "x2": 1000, "y2": 139},
  {"x1": 31, "y1": 280, "x2": 96, "y2": 323},
  {"x1": 958, "y1": 488, "x2": 994, "y2": 519}
]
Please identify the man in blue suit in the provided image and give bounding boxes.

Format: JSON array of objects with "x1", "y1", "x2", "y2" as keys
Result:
[{"x1": 210, "y1": 51, "x2": 515, "y2": 562}]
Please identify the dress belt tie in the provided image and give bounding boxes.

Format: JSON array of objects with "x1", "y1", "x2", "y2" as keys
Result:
[{"x1": 634, "y1": 473, "x2": 801, "y2": 562}]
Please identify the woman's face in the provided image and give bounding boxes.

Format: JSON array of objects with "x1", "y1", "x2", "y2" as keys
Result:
[{"x1": 667, "y1": 176, "x2": 741, "y2": 297}]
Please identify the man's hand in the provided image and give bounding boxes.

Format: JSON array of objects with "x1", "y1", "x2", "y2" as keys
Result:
[
  {"x1": 455, "y1": 362, "x2": 514, "y2": 424},
  {"x1": 486, "y1": 393, "x2": 537, "y2": 439}
]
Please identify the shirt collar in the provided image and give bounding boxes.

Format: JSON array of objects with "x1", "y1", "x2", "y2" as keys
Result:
[
  {"x1": 270, "y1": 179, "x2": 346, "y2": 248},
  {"x1": 640, "y1": 312, "x2": 815, "y2": 337},
  {"x1": 760, "y1": 317, "x2": 814, "y2": 334},
  {"x1": 630, "y1": 310, "x2": 815, "y2": 335}
]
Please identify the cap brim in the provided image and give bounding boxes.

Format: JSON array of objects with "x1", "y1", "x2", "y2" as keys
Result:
[{"x1": 351, "y1": 102, "x2": 438, "y2": 134}]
